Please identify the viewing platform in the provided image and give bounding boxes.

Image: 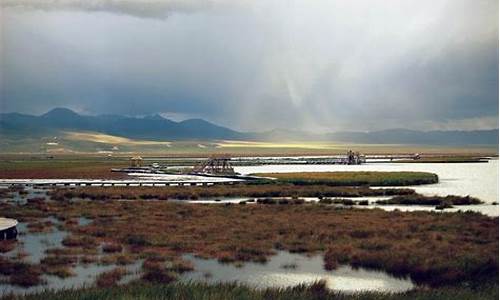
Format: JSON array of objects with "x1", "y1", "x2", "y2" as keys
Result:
[{"x1": 0, "y1": 217, "x2": 18, "y2": 240}]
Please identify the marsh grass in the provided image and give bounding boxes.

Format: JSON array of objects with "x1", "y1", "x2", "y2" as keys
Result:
[
  {"x1": 376, "y1": 195, "x2": 483, "y2": 206},
  {"x1": 0, "y1": 257, "x2": 42, "y2": 287},
  {"x1": 0, "y1": 240, "x2": 16, "y2": 253},
  {"x1": 95, "y1": 268, "x2": 127, "y2": 288},
  {"x1": 141, "y1": 260, "x2": 177, "y2": 284},
  {"x1": 27, "y1": 220, "x2": 53, "y2": 233},
  {"x1": 1, "y1": 198, "x2": 497, "y2": 289},
  {"x1": 252, "y1": 171, "x2": 439, "y2": 186},
  {"x1": 49, "y1": 184, "x2": 415, "y2": 201},
  {"x1": 40, "y1": 255, "x2": 78, "y2": 278},
  {"x1": 6, "y1": 280, "x2": 499, "y2": 300},
  {"x1": 102, "y1": 243, "x2": 123, "y2": 253}
]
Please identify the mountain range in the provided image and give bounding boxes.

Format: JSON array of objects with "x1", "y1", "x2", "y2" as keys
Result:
[{"x1": 0, "y1": 108, "x2": 498, "y2": 146}]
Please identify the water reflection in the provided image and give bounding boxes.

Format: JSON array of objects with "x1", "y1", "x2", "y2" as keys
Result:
[{"x1": 181, "y1": 251, "x2": 414, "y2": 293}]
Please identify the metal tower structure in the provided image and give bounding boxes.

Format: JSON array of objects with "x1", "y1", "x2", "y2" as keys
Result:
[{"x1": 192, "y1": 154, "x2": 235, "y2": 175}]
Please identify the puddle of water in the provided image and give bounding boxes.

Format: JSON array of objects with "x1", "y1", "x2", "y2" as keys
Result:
[
  {"x1": 0, "y1": 260, "x2": 143, "y2": 296},
  {"x1": 8, "y1": 221, "x2": 68, "y2": 264},
  {"x1": 181, "y1": 251, "x2": 414, "y2": 293},
  {"x1": 78, "y1": 217, "x2": 93, "y2": 226}
]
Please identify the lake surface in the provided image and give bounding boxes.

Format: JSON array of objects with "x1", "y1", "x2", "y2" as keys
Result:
[
  {"x1": 235, "y1": 160, "x2": 499, "y2": 216},
  {"x1": 181, "y1": 251, "x2": 414, "y2": 293}
]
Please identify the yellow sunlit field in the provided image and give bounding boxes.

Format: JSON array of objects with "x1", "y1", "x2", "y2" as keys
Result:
[{"x1": 65, "y1": 132, "x2": 172, "y2": 146}]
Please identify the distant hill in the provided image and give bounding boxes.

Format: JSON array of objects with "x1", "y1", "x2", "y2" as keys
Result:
[
  {"x1": 0, "y1": 108, "x2": 245, "y2": 140},
  {"x1": 0, "y1": 108, "x2": 498, "y2": 146}
]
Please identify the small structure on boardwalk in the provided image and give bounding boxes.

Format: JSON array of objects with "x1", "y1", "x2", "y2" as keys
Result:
[
  {"x1": 130, "y1": 156, "x2": 143, "y2": 168},
  {"x1": 0, "y1": 217, "x2": 18, "y2": 240},
  {"x1": 192, "y1": 154, "x2": 236, "y2": 175}
]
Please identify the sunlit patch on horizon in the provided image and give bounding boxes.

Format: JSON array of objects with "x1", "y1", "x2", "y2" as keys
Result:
[{"x1": 64, "y1": 131, "x2": 172, "y2": 146}]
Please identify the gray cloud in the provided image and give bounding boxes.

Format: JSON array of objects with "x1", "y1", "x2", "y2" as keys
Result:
[
  {"x1": 0, "y1": 0, "x2": 237, "y2": 18},
  {"x1": 0, "y1": 0, "x2": 498, "y2": 132}
]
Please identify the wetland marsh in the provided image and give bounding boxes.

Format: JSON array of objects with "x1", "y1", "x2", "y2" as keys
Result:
[{"x1": 0, "y1": 157, "x2": 498, "y2": 299}]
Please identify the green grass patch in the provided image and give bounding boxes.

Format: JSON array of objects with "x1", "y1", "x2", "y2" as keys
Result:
[{"x1": 253, "y1": 171, "x2": 439, "y2": 186}]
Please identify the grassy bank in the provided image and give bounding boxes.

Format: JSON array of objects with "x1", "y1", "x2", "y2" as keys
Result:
[
  {"x1": 397, "y1": 156, "x2": 490, "y2": 163},
  {"x1": 49, "y1": 184, "x2": 415, "y2": 201},
  {"x1": 253, "y1": 172, "x2": 438, "y2": 186},
  {"x1": 376, "y1": 195, "x2": 483, "y2": 206},
  {"x1": 1, "y1": 200, "x2": 497, "y2": 288},
  {"x1": 0, "y1": 159, "x2": 129, "y2": 179},
  {"x1": 4, "y1": 280, "x2": 498, "y2": 300}
]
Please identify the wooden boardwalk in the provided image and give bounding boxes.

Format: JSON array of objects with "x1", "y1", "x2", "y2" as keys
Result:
[{"x1": 0, "y1": 178, "x2": 242, "y2": 187}]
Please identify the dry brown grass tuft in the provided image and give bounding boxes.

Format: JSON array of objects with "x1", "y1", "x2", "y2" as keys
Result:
[{"x1": 95, "y1": 267, "x2": 127, "y2": 287}]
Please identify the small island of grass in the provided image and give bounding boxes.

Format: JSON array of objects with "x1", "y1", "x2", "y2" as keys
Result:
[
  {"x1": 375, "y1": 194, "x2": 483, "y2": 207},
  {"x1": 252, "y1": 171, "x2": 439, "y2": 186}
]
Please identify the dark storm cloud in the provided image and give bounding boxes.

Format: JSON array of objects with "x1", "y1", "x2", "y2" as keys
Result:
[{"x1": 0, "y1": 0, "x2": 498, "y2": 131}]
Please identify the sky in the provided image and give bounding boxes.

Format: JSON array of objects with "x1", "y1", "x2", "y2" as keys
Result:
[{"x1": 0, "y1": 0, "x2": 498, "y2": 132}]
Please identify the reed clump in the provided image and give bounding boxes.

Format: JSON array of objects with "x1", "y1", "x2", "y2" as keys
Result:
[
  {"x1": 0, "y1": 240, "x2": 16, "y2": 253},
  {"x1": 95, "y1": 268, "x2": 127, "y2": 288},
  {"x1": 141, "y1": 259, "x2": 176, "y2": 284},
  {"x1": 102, "y1": 243, "x2": 123, "y2": 253},
  {"x1": 0, "y1": 257, "x2": 42, "y2": 287}
]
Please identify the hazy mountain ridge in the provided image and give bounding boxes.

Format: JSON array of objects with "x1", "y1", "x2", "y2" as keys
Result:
[
  {"x1": 0, "y1": 108, "x2": 244, "y2": 140},
  {"x1": 0, "y1": 108, "x2": 498, "y2": 146}
]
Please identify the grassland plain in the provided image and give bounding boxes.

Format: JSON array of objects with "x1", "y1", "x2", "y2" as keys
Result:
[
  {"x1": 396, "y1": 156, "x2": 490, "y2": 163},
  {"x1": 0, "y1": 154, "x2": 495, "y2": 179},
  {"x1": 252, "y1": 171, "x2": 439, "y2": 186},
  {"x1": 0, "y1": 158, "x2": 129, "y2": 179},
  {"x1": 3, "y1": 280, "x2": 498, "y2": 300},
  {"x1": 0, "y1": 140, "x2": 497, "y2": 160}
]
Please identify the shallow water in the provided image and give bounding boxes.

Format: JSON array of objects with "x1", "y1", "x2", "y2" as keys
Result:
[
  {"x1": 181, "y1": 251, "x2": 414, "y2": 293},
  {"x1": 4, "y1": 188, "x2": 51, "y2": 205},
  {"x1": 0, "y1": 219, "x2": 142, "y2": 296},
  {"x1": 0, "y1": 261, "x2": 142, "y2": 296},
  {"x1": 235, "y1": 160, "x2": 499, "y2": 216},
  {"x1": 9, "y1": 220, "x2": 67, "y2": 264}
]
